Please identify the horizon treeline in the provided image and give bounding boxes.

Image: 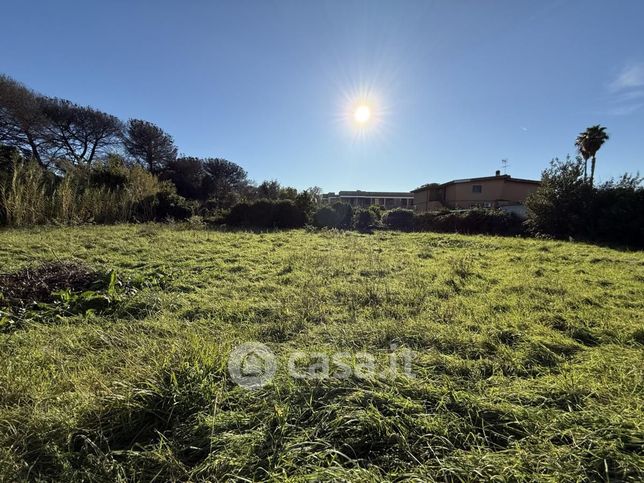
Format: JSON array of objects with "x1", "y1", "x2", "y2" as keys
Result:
[{"x1": 0, "y1": 74, "x2": 322, "y2": 219}]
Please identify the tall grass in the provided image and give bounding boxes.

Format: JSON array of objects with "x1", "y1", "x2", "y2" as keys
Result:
[
  {"x1": 0, "y1": 159, "x2": 160, "y2": 226},
  {"x1": 0, "y1": 227, "x2": 641, "y2": 480}
]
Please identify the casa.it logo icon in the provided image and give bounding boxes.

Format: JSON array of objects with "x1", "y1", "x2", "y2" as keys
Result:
[{"x1": 228, "y1": 342, "x2": 277, "y2": 390}]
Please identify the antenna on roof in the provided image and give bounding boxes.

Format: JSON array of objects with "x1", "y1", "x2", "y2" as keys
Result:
[{"x1": 501, "y1": 159, "x2": 510, "y2": 175}]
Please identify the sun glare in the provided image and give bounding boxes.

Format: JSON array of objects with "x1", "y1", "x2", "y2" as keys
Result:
[
  {"x1": 354, "y1": 104, "x2": 371, "y2": 124},
  {"x1": 336, "y1": 82, "x2": 390, "y2": 141}
]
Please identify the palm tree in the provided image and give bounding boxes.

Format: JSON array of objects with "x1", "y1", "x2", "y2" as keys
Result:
[{"x1": 575, "y1": 125, "x2": 609, "y2": 186}]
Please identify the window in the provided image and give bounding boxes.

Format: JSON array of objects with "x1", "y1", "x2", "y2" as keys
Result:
[{"x1": 472, "y1": 185, "x2": 482, "y2": 193}]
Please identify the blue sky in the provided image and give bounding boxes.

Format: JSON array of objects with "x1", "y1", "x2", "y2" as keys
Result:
[{"x1": 2, "y1": 0, "x2": 643, "y2": 192}]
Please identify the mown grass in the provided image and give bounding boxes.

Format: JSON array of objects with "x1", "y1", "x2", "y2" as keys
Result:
[{"x1": 0, "y1": 224, "x2": 642, "y2": 481}]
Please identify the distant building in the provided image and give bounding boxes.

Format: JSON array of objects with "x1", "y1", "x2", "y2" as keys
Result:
[
  {"x1": 323, "y1": 190, "x2": 415, "y2": 209},
  {"x1": 412, "y1": 171, "x2": 539, "y2": 215}
]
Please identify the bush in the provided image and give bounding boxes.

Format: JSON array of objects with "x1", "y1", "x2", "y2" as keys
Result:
[
  {"x1": 89, "y1": 156, "x2": 129, "y2": 189},
  {"x1": 591, "y1": 177, "x2": 644, "y2": 246},
  {"x1": 150, "y1": 188, "x2": 195, "y2": 221},
  {"x1": 526, "y1": 157, "x2": 644, "y2": 246},
  {"x1": 332, "y1": 202, "x2": 353, "y2": 228},
  {"x1": 525, "y1": 157, "x2": 593, "y2": 239},
  {"x1": 352, "y1": 208, "x2": 376, "y2": 231},
  {"x1": 313, "y1": 202, "x2": 353, "y2": 229},
  {"x1": 414, "y1": 209, "x2": 524, "y2": 235},
  {"x1": 273, "y1": 200, "x2": 307, "y2": 228},
  {"x1": 313, "y1": 206, "x2": 337, "y2": 228},
  {"x1": 0, "y1": 153, "x2": 180, "y2": 226},
  {"x1": 368, "y1": 204, "x2": 384, "y2": 221},
  {"x1": 383, "y1": 209, "x2": 415, "y2": 231},
  {"x1": 294, "y1": 190, "x2": 318, "y2": 221},
  {"x1": 226, "y1": 199, "x2": 306, "y2": 229},
  {"x1": 246, "y1": 199, "x2": 275, "y2": 227},
  {"x1": 226, "y1": 202, "x2": 251, "y2": 226}
]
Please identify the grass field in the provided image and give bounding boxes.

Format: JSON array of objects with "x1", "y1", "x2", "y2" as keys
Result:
[{"x1": 0, "y1": 225, "x2": 642, "y2": 481}]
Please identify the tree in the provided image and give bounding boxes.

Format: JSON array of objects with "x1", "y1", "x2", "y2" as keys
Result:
[
  {"x1": 575, "y1": 125, "x2": 609, "y2": 186},
  {"x1": 41, "y1": 97, "x2": 123, "y2": 166},
  {"x1": 525, "y1": 156, "x2": 593, "y2": 238},
  {"x1": 256, "y1": 180, "x2": 281, "y2": 200},
  {"x1": 306, "y1": 186, "x2": 323, "y2": 205},
  {"x1": 0, "y1": 75, "x2": 50, "y2": 166},
  {"x1": 202, "y1": 158, "x2": 248, "y2": 207},
  {"x1": 279, "y1": 186, "x2": 298, "y2": 200},
  {"x1": 161, "y1": 156, "x2": 205, "y2": 200},
  {"x1": 123, "y1": 119, "x2": 177, "y2": 173}
]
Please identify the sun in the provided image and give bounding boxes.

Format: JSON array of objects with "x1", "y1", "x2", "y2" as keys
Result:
[
  {"x1": 354, "y1": 104, "x2": 371, "y2": 124},
  {"x1": 336, "y1": 84, "x2": 388, "y2": 140}
]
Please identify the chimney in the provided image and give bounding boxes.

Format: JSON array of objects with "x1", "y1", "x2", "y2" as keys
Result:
[{"x1": 495, "y1": 170, "x2": 501, "y2": 176}]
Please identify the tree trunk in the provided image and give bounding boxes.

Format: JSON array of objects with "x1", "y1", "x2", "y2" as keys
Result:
[
  {"x1": 583, "y1": 159, "x2": 587, "y2": 182},
  {"x1": 590, "y1": 156, "x2": 596, "y2": 187}
]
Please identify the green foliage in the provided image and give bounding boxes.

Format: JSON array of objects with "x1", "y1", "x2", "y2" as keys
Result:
[
  {"x1": 352, "y1": 207, "x2": 376, "y2": 231},
  {"x1": 592, "y1": 175, "x2": 644, "y2": 246},
  {"x1": 312, "y1": 205, "x2": 336, "y2": 228},
  {"x1": 368, "y1": 204, "x2": 384, "y2": 221},
  {"x1": 525, "y1": 156, "x2": 593, "y2": 239},
  {"x1": 383, "y1": 208, "x2": 415, "y2": 231},
  {"x1": 294, "y1": 189, "x2": 318, "y2": 220},
  {"x1": 332, "y1": 202, "x2": 353, "y2": 228},
  {"x1": 526, "y1": 156, "x2": 644, "y2": 246},
  {"x1": 226, "y1": 199, "x2": 307, "y2": 229},
  {"x1": 273, "y1": 199, "x2": 307, "y2": 228},
  {"x1": 0, "y1": 226, "x2": 642, "y2": 480},
  {"x1": 0, "y1": 156, "x2": 197, "y2": 226},
  {"x1": 313, "y1": 202, "x2": 353, "y2": 228},
  {"x1": 146, "y1": 185, "x2": 196, "y2": 221},
  {"x1": 414, "y1": 209, "x2": 524, "y2": 235}
]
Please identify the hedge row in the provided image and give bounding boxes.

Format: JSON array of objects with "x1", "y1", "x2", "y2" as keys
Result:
[
  {"x1": 380, "y1": 208, "x2": 524, "y2": 235},
  {"x1": 221, "y1": 200, "x2": 524, "y2": 236},
  {"x1": 226, "y1": 199, "x2": 307, "y2": 228}
]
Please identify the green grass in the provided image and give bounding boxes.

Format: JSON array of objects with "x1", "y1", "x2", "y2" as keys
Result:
[{"x1": 0, "y1": 224, "x2": 642, "y2": 481}]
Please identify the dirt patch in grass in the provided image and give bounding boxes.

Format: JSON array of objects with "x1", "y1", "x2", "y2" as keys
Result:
[{"x1": 0, "y1": 261, "x2": 99, "y2": 306}]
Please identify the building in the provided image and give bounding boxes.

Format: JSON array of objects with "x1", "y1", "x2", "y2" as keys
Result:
[
  {"x1": 412, "y1": 171, "x2": 539, "y2": 214},
  {"x1": 323, "y1": 190, "x2": 415, "y2": 209}
]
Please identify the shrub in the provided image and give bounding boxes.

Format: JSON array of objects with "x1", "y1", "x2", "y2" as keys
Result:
[
  {"x1": 150, "y1": 188, "x2": 195, "y2": 221},
  {"x1": 0, "y1": 154, "x2": 180, "y2": 226},
  {"x1": 226, "y1": 199, "x2": 306, "y2": 229},
  {"x1": 414, "y1": 209, "x2": 524, "y2": 235},
  {"x1": 246, "y1": 199, "x2": 275, "y2": 227},
  {"x1": 273, "y1": 200, "x2": 307, "y2": 228},
  {"x1": 352, "y1": 208, "x2": 376, "y2": 231},
  {"x1": 383, "y1": 208, "x2": 415, "y2": 231},
  {"x1": 526, "y1": 156, "x2": 643, "y2": 246},
  {"x1": 525, "y1": 156, "x2": 593, "y2": 239},
  {"x1": 313, "y1": 202, "x2": 353, "y2": 229},
  {"x1": 331, "y1": 202, "x2": 353, "y2": 228},
  {"x1": 0, "y1": 158, "x2": 53, "y2": 225},
  {"x1": 368, "y1": 204, "x2": 384, "y2": 221},
  {"x1": 294, "y1": 190, "x2": 318, "y2": 221},
  {"x1": 591, "y1": 176, "x2": 644, "y2": 246},
  {"x1": 89, "y1": 155, "x2": 129, "y2": 189},
  {"x1": 313, "y1": 206, "x2": 338, "y2": 228}
]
